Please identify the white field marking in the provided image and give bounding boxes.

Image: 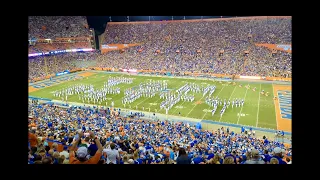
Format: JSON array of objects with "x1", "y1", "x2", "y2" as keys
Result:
[
  {"x1": 136, "y1": 97, "x2": 152, "y2": 107},
  {"x1": 219, "y1": 85, "x2": 237, "y2": 122},
  {"x1": 236, "y1": 83, "x2": 250, "y2": 124},
  {"x1": 201, "y1": 85, "x2": 226, "y2": 119},
  {"x1": 175, "y1": 106, "x2": 185, "y2": 109},
  {"x1": 202, "y1": 109, "x2": 211, "y2": 112},
  {"x1": 256, "y1": 83, "x2": 262, "y2": 127},
  {"x1": 272, "y1": 83, "x2": 279, "y2": 130}
]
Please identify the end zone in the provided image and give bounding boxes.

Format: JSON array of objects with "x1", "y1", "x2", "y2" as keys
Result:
[
  {"x1": 29, "y1": 86, "x2": 39, "y2": 93},
  {"x1": 273, "y1": 84, "x2": 291, "y2": 132},
  {"x1": 78, "y1": 72, "x2": 96, "y2": 77}
]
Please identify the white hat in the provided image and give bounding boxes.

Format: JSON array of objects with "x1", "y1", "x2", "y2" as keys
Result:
[
  {"x1": 77, "y1": 147, "x2": 88, "y2": 158},
  {"x1": 273, "y1": 147, "x2": 281, "y2": 154}
]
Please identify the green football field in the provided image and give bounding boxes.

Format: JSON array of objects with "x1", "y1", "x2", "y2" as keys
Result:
[{"x1": 29, "y1": 72, "x2": 278, "y2": 130}]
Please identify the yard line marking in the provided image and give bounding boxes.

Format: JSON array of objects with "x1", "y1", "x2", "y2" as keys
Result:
[
  {"x1": 219, "y1": 85, "x2": 237, "y2": 122},
  {"x1": 256, "y1": 83, "x2": 262, "y2": 127},
  {"x1": 201, "y1": 85, "x2": 226, "y2": 120},
  {"x1": 236, "y1": 83, "x2": 249, "y2": 124}
]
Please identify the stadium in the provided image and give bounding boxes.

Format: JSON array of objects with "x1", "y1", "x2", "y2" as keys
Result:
[{"x1": 28, "y1": 16, "x2": 292, "y2": 164}]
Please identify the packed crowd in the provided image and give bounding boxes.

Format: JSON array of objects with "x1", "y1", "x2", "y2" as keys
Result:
[
  {"x1": 28, "y1": 100, "x2": 291, "y2": 164},
  {"x1": 28, "y1": 16, "x2": 90, "y2": 39},
  {"x1": 98, "y1": 17, "x2": 291, "y2": 77},
  {"x1": 28, "y1": 52, "x2": 100, "y2": 80},
  {"x1": 28, "y1": 17, "x2": 291, "y2": 81}
]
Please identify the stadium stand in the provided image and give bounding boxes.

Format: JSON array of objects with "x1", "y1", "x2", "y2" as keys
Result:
[
  {"x1": 28, "y1": 16, "x2": 93, "y2": 53},
  {"x1": 28, "y1": 16, "x2": 291, "y2": 164},
  {"x1": 28, "y1": 100, "x2": 291, "y2": 164}
]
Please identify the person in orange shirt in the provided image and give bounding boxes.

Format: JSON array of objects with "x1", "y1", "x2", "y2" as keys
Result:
[
  {"x1": 29, "y1": 130, "x2": 38, "y2": 148},
  {"x1": 69, "y1": 131, "x2": 103, "y2": 164}
]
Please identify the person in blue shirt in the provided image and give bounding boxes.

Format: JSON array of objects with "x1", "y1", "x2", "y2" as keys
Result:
[
  {"x1": 270, "y1": 147, "x2": 287, "y2": 164},
  {"x1": 241, "y1": 127, "x2": 245, "y2": 133},
  {"x1": 192, "y1": 154, "x2": 203, "y2": 164},
  {"x1": 207, "y1": 150, "x2": 214, "y2": 160}
]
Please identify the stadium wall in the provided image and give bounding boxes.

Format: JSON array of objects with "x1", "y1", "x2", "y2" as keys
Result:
[{"x1": 29, "y1": 67, "x2": 291, "y2": 85}]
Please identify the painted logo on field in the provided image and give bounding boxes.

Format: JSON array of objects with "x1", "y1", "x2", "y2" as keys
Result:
[
  {"x1": 175, "y1": 106, "x2": 184, "y2": 109},
  {"x1": 277, "y1": 90, "x2": 291, "y2": 120},
  {"x1": 194, "y1": 101, "x2": 202, "y2": 105}
]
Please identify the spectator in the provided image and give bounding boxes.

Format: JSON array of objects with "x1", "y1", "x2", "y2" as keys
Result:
[
  {"x1": 28, "y1": 130, "x2": 38, "y2": 148},
  {"x1": 60, "y1": 146, "x2": 69, "y2": 159},
  {"x1": 42, "y1": 157, "x2": 53, "y2": 164},
  {"x1": 103, "y1": 142, "x2": 120, "y2": 164},
  {"x1": 244, "y1": 149, "x2": 265, "y2": 164},
  {"x1": 269, "y1": 158, "x2": 279, "y2": 164},
  {"x1": 223, "y1": 156, "x2": 235, "y2": 164},
  {"x1": 176, "y1": 148, "x2": 191, "y2": 164},
  {"x1": 271, "y1": 147, "x2": 287, "y2": 164},
  {"x1": 69, "y1": 131, "x2": 103, "y2": 164},
  {"x1": 52, "y1": 143, "x2": 58, "y2": 152},
  {"x1": 58, "y1": 155, "x2": 66, "y2": 164},
  {"x1": 28, "y1": 100, "x2": 291, "y2": 165},
  {"x1": 286, "y1": 157, "x2": 292, "y2": 164}
]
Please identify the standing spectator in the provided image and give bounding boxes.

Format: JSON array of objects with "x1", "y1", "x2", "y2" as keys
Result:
[
  {"x1": 176, "y1": 148, "x2": 191, "y2": 164},
  {"x1": 69, "y1": 131, "x2": 103, "y2": 164},
  {"x1": 103, "y1": 142, "x2": 120, "y2": 164},
  {"x1": 29, "y1": 130, "x2": 38, "y2": 148}
]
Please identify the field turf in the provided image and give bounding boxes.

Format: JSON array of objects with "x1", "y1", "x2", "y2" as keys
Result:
[{"x1": 29, "y1": 72, "x2": 279, "y2": 130}]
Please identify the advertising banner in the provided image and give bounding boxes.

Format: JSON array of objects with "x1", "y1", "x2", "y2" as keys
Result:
[{"x1": 56, "y1": 70, "x2": 70, "y2": 76}]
